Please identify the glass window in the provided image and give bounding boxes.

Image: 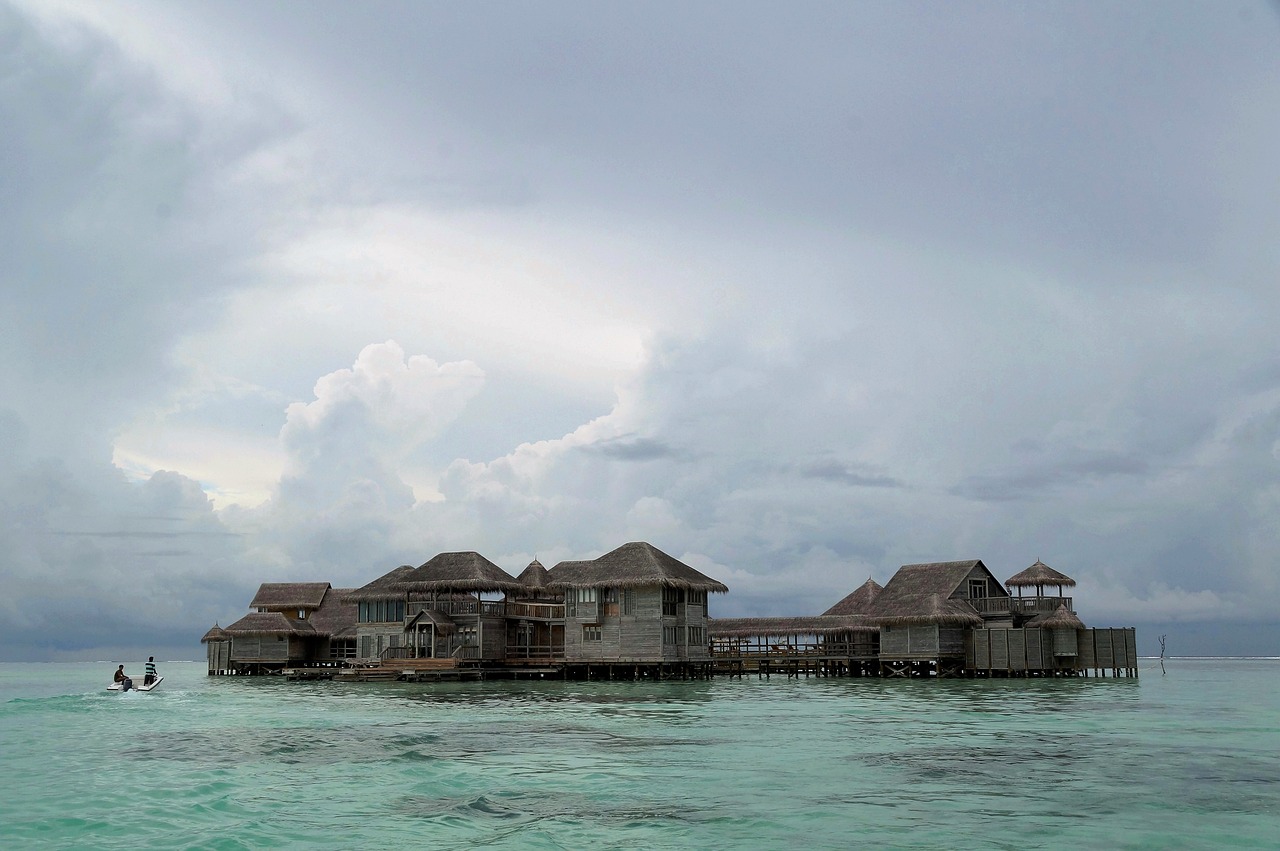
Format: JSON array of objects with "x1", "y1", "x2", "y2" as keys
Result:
[{"x1": 583, "y1": 625, "x2": 602, "y2": 642}]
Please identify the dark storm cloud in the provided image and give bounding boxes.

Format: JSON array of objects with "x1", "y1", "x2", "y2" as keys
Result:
[
  {"x1": 581, "y1": 436, "x2": 690, "y2": 462},
  {"x1": 3, "y1": 1, "x2": 1279, "y2": 658},
  {"x1": 190, "y1": 1, "x2": 1280, "y2": 279},
  {"x1": 952, "y1": 449, "x2": 1151, "y2": 502}
]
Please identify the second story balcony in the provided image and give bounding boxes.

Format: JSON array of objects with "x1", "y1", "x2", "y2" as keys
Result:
[{"x1": 967, "y1": 596, "x2": 1073, "y2": 616}]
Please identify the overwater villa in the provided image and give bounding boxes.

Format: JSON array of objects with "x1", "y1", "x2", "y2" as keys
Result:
[{"x1": 203, "y1": 546, "x2": 1136, "y2": 680}]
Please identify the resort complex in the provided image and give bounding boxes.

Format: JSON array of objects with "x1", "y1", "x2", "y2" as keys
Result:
[{"x1": 202, "y1": 542, "x2": 1138, "y2": 681}]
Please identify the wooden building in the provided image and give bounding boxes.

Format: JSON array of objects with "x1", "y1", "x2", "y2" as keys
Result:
[
  {"x1": 548, "y1": 542, "x2": 728, "y2": 674},
  {"x1": 865, "y1": 559, "x2": 1136, "y2": 677},
  {"x1": 210, "y1": 583, "x2": 356, "y2": 674},
  {"x1": 346, "y1": 553, "x2": 523, "y2": 665},
  {"x1": 200, "y1": 625, "x2": 231, "y2": 675},
  {"x1": 505, "y1": 559, "x2": 565, "y2": 664},
  {"x1": 201, "y1": 548, "x2": 1136, "y2": 681}
]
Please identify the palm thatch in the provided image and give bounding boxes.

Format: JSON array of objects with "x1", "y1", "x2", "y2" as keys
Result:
[
  {"x1": 1028, "y1": 604, "x2": 1085, "y2": 630},
  {"x1": 866, "y1": 560, "x2": 1000, "y2": 626},
  {"x1": 516, "y1": 559, "x2": 551, "y2": 588},
  {"x1": 344, "y1": 565, "x2": 416, "y2": 602},
  {"x1": 548, "y1": 542, "x2": 729, "y2": 592},
  {"x1": 822, "y1": 578, "x2": 884, "y2": 616},
  {"x1": 223, "y1": 612, "x2": 316, "y2": 637},
  {"x1": 869, "y1": 593, "x2": 983, "y2": 627},
  {"x1": 709, "y1": 615, "x2": 877, "y2": 638},
  {"x1": 200, "y1": 624, "x2": 229, "y2": 643},
  {"x1": 396, "y1": 551, "x2": 522, "y2": 593},
  {"x1": 309, "y1": 588, "x2": 358, "y2": 639},
  {"x1": 879, "y1": 560, "x2": 989, "y2": 597},
  {"x1": 249, "y1": 582, "x2": 330, "y2": 610},
  {"x1": 1006, "y1": 559, "x2": 1076, "y2": 589}
]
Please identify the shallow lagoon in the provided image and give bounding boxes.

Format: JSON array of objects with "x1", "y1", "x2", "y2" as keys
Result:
[{"x1": 2, "y1": 659, "x2": 1277, "y2": 849}]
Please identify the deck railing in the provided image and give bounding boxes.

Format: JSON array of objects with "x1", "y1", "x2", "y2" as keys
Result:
[
  {"x1": 408, "y1": 599, "x2": 507, "y2": 617},
  {"x1": 504, "y1": 602, "x2": 565, "y2": 620},
  {"x1": 1011, "y1": 596, "x2": 1072, "y2": 614},
  {"x1": 967, "y1": 596, "x2": 1073, "y2": 615},
  {"x1": 711, "y1": 639, "x2": 878, "y2": 658},
  {"x1": 503, "y1": 642, "x2": 565, "y2": 661}
]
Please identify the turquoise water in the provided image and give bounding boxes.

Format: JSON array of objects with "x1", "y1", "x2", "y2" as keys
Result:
[{"x1": 2, "y1": 660, "x2": 1277, "y2": 849}]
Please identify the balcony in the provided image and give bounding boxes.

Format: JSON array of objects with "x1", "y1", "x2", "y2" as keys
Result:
[
  {"x1": 966, "y1": 596, "x2": 1073, "y2": 615},
  {"x1": 505, "y1": 602, "x2": 566, "y2": 621}
]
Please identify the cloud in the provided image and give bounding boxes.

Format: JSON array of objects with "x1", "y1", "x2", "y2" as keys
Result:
[{"x1": 4, "y1": 2, "x2": 1280, "y2": 660}]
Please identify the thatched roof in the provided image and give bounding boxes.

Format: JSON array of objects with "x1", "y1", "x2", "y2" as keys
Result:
[
  {"x1": 1028, "y1": 604, "x2": 1085, "y2": 630},
  {"x1": 223, "y1": 612, "x2": 316, "y2": 637},
  {"x1": 406, "y1": 608, "x2": 456, "y2": 633},
  {"x1": 822, "y1": 578, "x2": 884, "y2": 616},
  {"x1": 878, "y1": 560, "x2": 990, "y2": 598},
  {"x1": 1006, "y1": 559, "x2": 1077, "y2": 589},
  {"x1": 865, "y1": 559, "x2": 1000, "y2": 626},
  {"x1": 548, "y1": 542, "x2": 729, "y2": 592},
  {"x1": 249, "y1": 582, "x2": 330, "y2": 610},
  {"x1": 309, "y1": 588, "x2": 358, "y2": 639},
  {"x1": 517, "y1": 559, "x2": 551, "y2": 588},
  {"x1": 869, "y1": 593, "x2": 984, "y2": 627},
  {"x1": 344, "y1": 565, "x2": 416, "y2": 602},
  {"x1": 200, "y1": 624, "x2": 228, "y2": 643},
  {"x1": 709, "y1": 615, "x2": 877, "y2": 638},
  {"x1": 396, "y1": 551, "x2": 522, "y2": 593}
]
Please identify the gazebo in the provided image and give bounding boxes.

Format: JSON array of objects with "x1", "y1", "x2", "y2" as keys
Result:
[
  {"x1": 1005, "y1": 560, "x2": 1076, "y2": 618},
  {"x1": 1005, "y1": 559, "x2": 1076, "y2": 597}
]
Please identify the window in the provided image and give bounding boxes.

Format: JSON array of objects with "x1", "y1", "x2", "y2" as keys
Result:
[
  {"x1": 359, "y1": 599, "x2": 405, "y2": 623},
  {"x1": 569, "y1": 588, "x2": 597, "y2": 620},
  {"x1": 297, "y1": 609, "x2": 306, "y2": 619},
  {"x1": 688, "y1": 626, "x2": 705, "y2": 646},
  {"x1": 583, "y1": 625, "x2": 602, "y2": 642},
  {"x1": 603, "y1": 587, "x2": 619, "y2": 617},
  {"x1": 687, "y1": 590, "x2": 706, "y2": 608},
  {"x1": 662, "y1": 587, "x2": 683, "y2": 617},
  {"x1": 968, "y1": 579, "x2": 988, "y2": 599},
  {"x1": 663, "y1": 625, "x2": 680, "y2": 645},
  {"x1": 622, "y1": 589, "x2": 635, "y2": 615}
]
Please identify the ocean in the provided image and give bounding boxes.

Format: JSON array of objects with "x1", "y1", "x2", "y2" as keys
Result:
[{"x1": 1, "y1": 659, "x2": 1277, "y2": 849}]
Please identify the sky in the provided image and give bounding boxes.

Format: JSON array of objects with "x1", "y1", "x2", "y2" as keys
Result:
[{"x1": 2, "y1": 1, "x2": 1279, "y2": 661}]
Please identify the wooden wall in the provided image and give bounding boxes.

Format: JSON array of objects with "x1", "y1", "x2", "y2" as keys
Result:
[
  {"x1": 968, "y1": 627, "x2": 1136, "y2": 671},
  {"x1": 879, "y1": 625, "x2": 967, "y2": 660},
  {"x1": 563, "y1": 586, "x2": 710, "y2": 663},
  {"x1": 206, "y1": 640, "x2": 231, "y2": 673},
  {"x1": 1076, "y1": 627, "x2": 1137, "y2": 669},
  {"x1": 230, "y1": 635, "x2": 290, "y2": 662}
]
